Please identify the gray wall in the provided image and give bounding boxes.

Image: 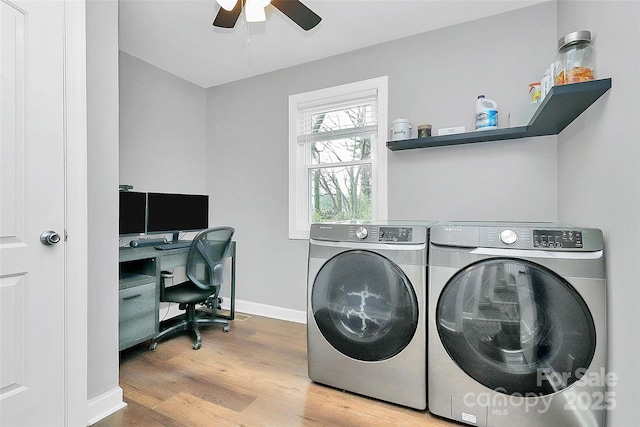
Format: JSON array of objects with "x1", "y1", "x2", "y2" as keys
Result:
[
  {"x1": 119, "y1": 52, "x2": 207, "y2": 195},
  {"x1": 87, "y1": 0, "x2": 120, "y2": 405},
  {"x1": 204, "y1": 2, "x2": 558, "y2": 313},
  {"x1": 556, "y1": 2, "x2": 640, "y2": 426},
  {"x1": 118, "y1": 51, "x2": 209, "y2": 323}
]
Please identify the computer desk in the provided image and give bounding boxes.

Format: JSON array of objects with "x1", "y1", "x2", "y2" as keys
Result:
[{"x1": 118, "y1": 241, "x2": 236, "y2": 351}]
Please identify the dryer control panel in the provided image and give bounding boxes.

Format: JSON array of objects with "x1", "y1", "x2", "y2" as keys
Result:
[
  {"x1": 533, "y1": 229, "x2": 583, "y2": 248},
  {"x1": 430, "y1": 223, "x2": 602, "y2": 251}
]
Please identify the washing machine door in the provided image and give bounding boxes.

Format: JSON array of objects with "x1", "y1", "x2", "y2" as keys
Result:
[
  {"x1": 437, "y1": 258, "x2": 596, "y2": 395},
  {"x1": 312, "y1": 250, "x2": 419, "y2": 362}
]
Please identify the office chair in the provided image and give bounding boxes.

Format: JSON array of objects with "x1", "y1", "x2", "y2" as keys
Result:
[{"x1": 149, "y1": 226, "x2": 235, "y2": 350}]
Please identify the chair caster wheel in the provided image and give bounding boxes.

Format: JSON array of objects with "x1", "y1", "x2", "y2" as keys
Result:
[
  {"x1": 193, "y1": 342, "x2": 201, "y2": 350},
  {"x1": 149, "y1": 341, "x2": 157, "y2": 351},
  {"x1": 223, "y1": 325, "x2": 230, "y2": 333}
]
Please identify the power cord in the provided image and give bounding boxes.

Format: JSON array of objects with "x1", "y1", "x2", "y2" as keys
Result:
[{"x1": 160, "y1": 302, "x2": 173, "y2": 322}]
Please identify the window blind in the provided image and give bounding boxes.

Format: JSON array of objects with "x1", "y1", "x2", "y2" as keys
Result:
[{"x1": 296, "y1": 88, "x2": 378, "y2": 144}]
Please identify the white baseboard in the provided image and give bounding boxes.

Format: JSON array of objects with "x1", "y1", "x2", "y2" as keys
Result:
[
  {"x1": 159, "y1": 299, "x2": 306, "y2": 324},
  {"x1": 86, "y1": 386, "x2": 127, "y2": 426},
  {"x1": 224, "y1": 299, "x2": 307, "y2": 324}
]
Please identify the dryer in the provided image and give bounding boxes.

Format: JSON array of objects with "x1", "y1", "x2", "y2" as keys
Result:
[
  {"x1": 307, "y1": 222, "x2": 434, "y2": 410},
  {"x1": 428, "y1": 222, "x2": 607, "y2": 427}
]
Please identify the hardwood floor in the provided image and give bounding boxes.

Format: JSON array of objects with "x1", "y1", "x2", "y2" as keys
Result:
[{"x1": 95, "y1": 313, "x2": 458, "y2": 427}]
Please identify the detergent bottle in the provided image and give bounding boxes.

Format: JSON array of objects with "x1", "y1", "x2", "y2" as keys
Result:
[{"x1": 475, "y1": 95, "x2": 498, "y2": 131}]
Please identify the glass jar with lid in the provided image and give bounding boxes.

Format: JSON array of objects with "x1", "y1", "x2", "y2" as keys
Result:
[{"x1": 555, "y1": 30, "x2": 595, "y2": 85}]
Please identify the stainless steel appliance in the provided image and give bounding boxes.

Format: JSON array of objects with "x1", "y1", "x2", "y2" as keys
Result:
[
  {"x1": 428, "y1": 222, "x2": 607, "y2": 426},
  {"x1": 307, "y1": 222, "x2": 434, "y2": 410}
]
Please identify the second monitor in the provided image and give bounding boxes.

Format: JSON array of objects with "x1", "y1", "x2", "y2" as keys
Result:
[{"x1": 146, "y1": 192, "x2": 209, "y2": 242}]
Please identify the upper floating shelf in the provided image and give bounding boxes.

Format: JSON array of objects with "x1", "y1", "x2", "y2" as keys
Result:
[{"x1": 387, "y1": 78, "x2": 612, "y2": 151}]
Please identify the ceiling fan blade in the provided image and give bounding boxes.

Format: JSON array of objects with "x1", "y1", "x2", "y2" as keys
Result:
[
  {"x1": 271, "y1": 0, "x2": 321, "y2": 31},
  {"x1": 213, "y1": 1, "x2": 243, "y2": 28}
]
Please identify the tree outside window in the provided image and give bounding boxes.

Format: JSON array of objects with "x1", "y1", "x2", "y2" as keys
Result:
[
  {"x1": 309, "y1": 105, "x2": 373, "y2": 222},
  {"x1": 289, "y1": 77, "x2": 388, "y2": 239}
]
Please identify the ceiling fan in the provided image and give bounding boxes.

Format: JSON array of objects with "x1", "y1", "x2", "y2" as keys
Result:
[{"x1": 213, "y1": 0, "x2": 322, "y2": 31}]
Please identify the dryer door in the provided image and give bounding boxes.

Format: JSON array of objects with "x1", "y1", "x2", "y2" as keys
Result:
[
  {"x1": 312, "y1": 250, "x2": 419, "y2": 361},
  {"x1": 437, "y1": 258, "x2": 596, "y2": 395}
]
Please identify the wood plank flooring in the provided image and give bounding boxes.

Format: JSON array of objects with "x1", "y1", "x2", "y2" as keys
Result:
[{"x1": 94, "y1": 313, "x2": 458, "y2": 427}]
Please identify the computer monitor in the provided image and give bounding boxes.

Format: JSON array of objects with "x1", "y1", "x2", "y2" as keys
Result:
[
  {"x1": 119, "y1": 191, "x2": 147, "y2": 236},
  {"x1": 146, "y1": 192, "x2": 209, "y2": 241}
]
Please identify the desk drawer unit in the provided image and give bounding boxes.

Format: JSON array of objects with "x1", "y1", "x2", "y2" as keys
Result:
[{"x1": 119, "y1": 281, "x2": 157, "y2": 350}]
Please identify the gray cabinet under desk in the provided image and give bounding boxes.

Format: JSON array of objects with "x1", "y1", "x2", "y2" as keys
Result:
[
  {"x1": 119, "y1": 276, "x2": 156, "y2": 351},
  {"x1": 119, "y1": 252, "x2": 159, "y2": 351},
  {"x1": 118, "y1": 243, "x2": 236, "y2": 351}
]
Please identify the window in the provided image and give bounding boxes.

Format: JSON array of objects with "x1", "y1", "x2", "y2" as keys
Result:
[{"x1": 289, "y1": 77, "x2": 388, "y2": 239}]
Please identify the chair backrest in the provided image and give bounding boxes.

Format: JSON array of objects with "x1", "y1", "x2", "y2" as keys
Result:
[{"x1": 186, "y1": 227, "x2": 235, "y2": 290}]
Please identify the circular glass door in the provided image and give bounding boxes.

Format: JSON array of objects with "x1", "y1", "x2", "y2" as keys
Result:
[
  {"x1": 312, "y1": 250, "x2": 419, "y2": 361},
  {"x1": 437, "y1": 258, "x2": 596, "y2": 395}
]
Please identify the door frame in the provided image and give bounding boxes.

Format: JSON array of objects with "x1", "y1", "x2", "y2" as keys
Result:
[{"x1": 63, "y1": 0, "x2": 88, "y2": 425}]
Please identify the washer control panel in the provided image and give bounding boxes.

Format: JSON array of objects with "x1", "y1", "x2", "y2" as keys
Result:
[
  {"x1": 379, "y1": 226, "x2": 413, "y2": 242},
  {"x1": 310, "y1": 223, "x2": 428, "y2": 244},
  {"x1": 352, "y1": 226, "x2": 413, "y2": 242}
]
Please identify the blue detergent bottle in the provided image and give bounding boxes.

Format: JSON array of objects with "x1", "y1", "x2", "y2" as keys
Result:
[{"x1": 475, "y1": 95, "x2": 498, "y2": 131}]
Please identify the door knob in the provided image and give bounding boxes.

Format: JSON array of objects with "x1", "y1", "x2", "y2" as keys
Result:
[{"x1": 40, "y1": 230, "x2": 61, "y2": 245}]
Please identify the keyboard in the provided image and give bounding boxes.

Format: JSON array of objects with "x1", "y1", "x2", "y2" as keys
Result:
[{"x1": 154, "y1": 242, "x2": 191, "y2": 251}]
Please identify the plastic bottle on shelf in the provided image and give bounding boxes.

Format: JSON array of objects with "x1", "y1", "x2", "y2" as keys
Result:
[
  {"x1": 475, "y1": 95, "x2": 498, "y2": 131},
  {"x1": 529, "y1": 82, "x2": 542, "y2": 103}
]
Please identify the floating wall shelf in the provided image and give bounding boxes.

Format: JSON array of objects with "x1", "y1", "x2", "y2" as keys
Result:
[{"x1": 387, "y1": 78, "x2": 612, "y2": 151}]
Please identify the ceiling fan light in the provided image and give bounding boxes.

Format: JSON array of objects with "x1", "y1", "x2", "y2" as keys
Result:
[
  {"x1": 245, "y1": 2, "x2": 267, "y2": 22},
  {"x1": 253, "y1": 0, "x2": 271, "y2": 7},
  {"x1": 216, "y1": 0, "x2": 238, "y2": 12}
]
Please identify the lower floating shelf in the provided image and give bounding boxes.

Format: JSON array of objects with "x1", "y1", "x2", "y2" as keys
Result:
[{"x1": 387, "y1": 78, "x2": 612, "y2": 151}]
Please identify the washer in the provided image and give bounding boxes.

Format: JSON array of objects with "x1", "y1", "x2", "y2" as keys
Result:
[
  {"x1": 307, "y1": 221, "x2": 434, "y2": 410},
  {"x1": 428, "y1": 222, "x2": 607, "y2": 427}
]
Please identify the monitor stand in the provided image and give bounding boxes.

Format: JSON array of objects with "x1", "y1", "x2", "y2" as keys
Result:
[{"x1": 171, "y1": 232, "x2": 180, "y2": 243}]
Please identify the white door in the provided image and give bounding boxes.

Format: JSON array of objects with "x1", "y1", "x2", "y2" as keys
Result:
[{"x1": 1, "y1": 0, "x2": 67, "y2": 424}]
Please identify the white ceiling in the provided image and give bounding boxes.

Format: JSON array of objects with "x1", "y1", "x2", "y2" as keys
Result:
[{"x1": 118, "y1": 0, "x2": 548, "y2": 88}]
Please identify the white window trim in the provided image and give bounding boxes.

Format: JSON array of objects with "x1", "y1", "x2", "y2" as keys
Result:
[{"x1": 288, "y1": 76, "x2": 388, "y2": 239}]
